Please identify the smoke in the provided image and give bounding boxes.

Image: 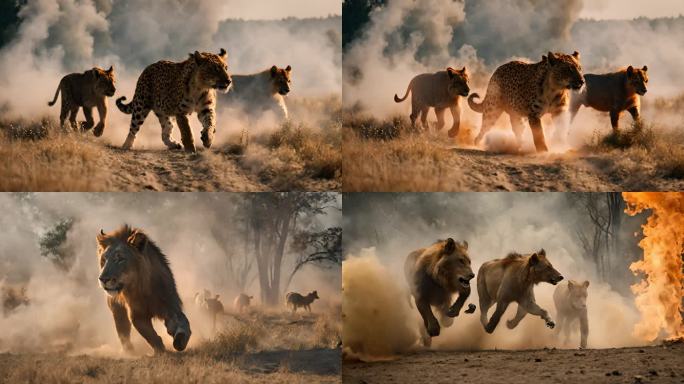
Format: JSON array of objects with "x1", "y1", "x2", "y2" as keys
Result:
[
  {"x1": 0, "y1": 193, "x2": 341, "y2": 354},
  {"x1": 623, "y1": 192, "x2": 684, "y2": 341},
  {"x1": 342, "y1": 193, "x2": 647, "y2": 358},
  {"x1": 0, "y1": 0, "x2": 340, "y2": 147},
  {"x1": 344, "y1": 0, "x2": 684, "y2": 148}
]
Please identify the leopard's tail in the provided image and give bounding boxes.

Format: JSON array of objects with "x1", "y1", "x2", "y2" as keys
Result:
[
  {"x1": 116, "y1": 96, "x2": 134, "y2": 114},
  {"x1": 47, "y1": 79, "x2": 63, "y2": 106},
  {"x1": 467, "y1": 93, "x2": 484, "y2": 113},
  {"x1": 394, "y1": 79, "x2": 413, "y2": 103}
]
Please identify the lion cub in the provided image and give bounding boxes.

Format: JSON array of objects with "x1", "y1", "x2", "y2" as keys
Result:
[
  {"x1": 477, "y1": 249, "x2": 563, "y2": 333},
  {"x1": 404, "y1": 238, "x2": 476, "y2": 345},
  {"x1": 553, "y1": 280, "x2": 589, "y2": 348},
  {"x1": 570, "y1": 65, "x2": 648, "y2": 132},
  {"x1": 394, "y1": 67, "x2": 470, "y2": 137},
  {"x1": 48, "y1": 66, "x2": 116, "y2": 135},
  {"x1": 285, "y1": 290, "x2": 319, "y2": 313},
  {"x1": 233, "y1": 293, "x2": 253, "y2": 313}
]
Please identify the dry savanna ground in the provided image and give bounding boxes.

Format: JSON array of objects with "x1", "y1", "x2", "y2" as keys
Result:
[
  {"x1": 0, "y1": 97, "x2": 341, "y2": 192},
  {"x1": 0, "y1": 306, "x2": 341, "y2": 384},
  {"x1": 342, "y1": 340, "x2": 684, "y2": 384},
  {"x1": 342, "y1": 105, "x2": 684, "y2": 192}
]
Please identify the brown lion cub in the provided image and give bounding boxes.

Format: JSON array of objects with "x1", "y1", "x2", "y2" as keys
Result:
[
  {"x1": 570, "y1": 66, "x2": 648, "y2": 132},
  {"x1": 286, "y1": 291, "x2": 319, "y2": 313},
  {"x1": 404, "y1": 238, "x2": 476, "y2": 344},
  {"x1": 233, "y1": 293, "x2": 253, "y2": 313},
  {"x1": 48, "y1": 66, "x2": 116, "y2": 135},
  {"x1": 97, "y1": 226, "x2": 191, "y2": 354},
  {"x1": 394, "y1": 67, "x2": 470, "y2": 137},
  {"x1": 477, "y1": 249, "x2": 563, "y2": 334},
  {"x1": 553, "y1": 280, "x2": 589, "y2": 348}
]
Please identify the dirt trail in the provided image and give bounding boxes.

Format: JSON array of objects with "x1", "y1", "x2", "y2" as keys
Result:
[
  {"x1": 100, "y1": 145, "x2": 268, "y2": 192},
  {"x1": 343, "y1": 343, "x2": 684, "y2": 384}
]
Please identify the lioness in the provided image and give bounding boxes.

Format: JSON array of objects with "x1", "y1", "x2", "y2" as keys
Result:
[
  {"x1": 394, "y1": 67, "x2": 470, "y2": 137},
  {"x1": 48, "y1": 66, "x2": 116, "y2": 135},
  {"x1": 222, "y1": 65, "x2": 292, "y2": 120},
  {"x1": 404, "y1": 238, "x2": 476, "y2": 344},
  {"x1": 477, "y1": 249, "x2": 563, "y2": 333},
  {"x1": 97, "y1": 226, "x2": 191, "y2": 354},
  {"x1": 570, "y1": 66, "x2": 648, "y2": 132},
  {"x1": 285, "y1": 290, "x2": 319, "y2": 313},
  {"x1": 553, "y1": 279, "x2": 589, "y2": 348},
  {"x1": 233, "y1": 293, "x2": 253, "y2": 313}
]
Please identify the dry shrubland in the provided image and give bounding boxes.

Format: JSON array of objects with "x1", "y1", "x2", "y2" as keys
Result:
[
  {"x1": 0, "y1": 96, "x2": 342, "y2": 192},
  {"x1": 342, "y1": 104, "x2": 684, "y2": 192},
  {"x1": 0, "y1": 305, "x2": 341, "y2": 384}
]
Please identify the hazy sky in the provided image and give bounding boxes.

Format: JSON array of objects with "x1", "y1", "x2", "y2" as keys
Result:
[
  {"x1": 580, "y1": 0, "x2": 684, "y2": 19},
  {"x1": 220, "y1": 0, "x2": 340, "y2": 20}
]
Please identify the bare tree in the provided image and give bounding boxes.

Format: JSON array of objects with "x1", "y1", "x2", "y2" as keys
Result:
[
  {"x1": 247, "y1": 193, "x2": 337, "y2": 306},
  {"x1": 284, "y1": 226, "x2": 342, "y2": 291}
]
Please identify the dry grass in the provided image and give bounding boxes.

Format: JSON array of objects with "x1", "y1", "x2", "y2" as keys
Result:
[
  {"x1": 0, "y1": 307, "x2": 341, "y2": 384},
  {"x1": 343, "y1": 109, "x2": 684, "y2": 191},
  {"x1": 0, "y1": 117, "x2": 111, "y2": 191}
]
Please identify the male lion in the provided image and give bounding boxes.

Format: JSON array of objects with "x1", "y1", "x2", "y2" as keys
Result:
[
  {"x1": 469, "y1": 52, "x2": 584, "y2": 152},
  {"x1": 570, "y1": 66, "x2": 648, "y2": 132},
  {"x1": 477, "y1": 249, "x2": 563, "y2": 333},
  {"x1": 48, "y1": 66, "x2": 116, "y2": 136},
  {"x1": 233, "y1": 293, "x2": 253, "y2": 313},
  {"x1": 394, "y1": 67, "x2": 470, "y2": 137},
  {"x1": 116, "y1": 49, "x2": 232, "y2": 152},
  {"x1": 221, "y1": 65, "x2": 292, "y2": 121},
  {"x1": 285, "y1": 291, "x2": 319, "y2": 313},
  {"x1": 404, "y1": 238, "x2": 476, "y2": 345},
  {"x1": 97, "y1": 225, "x2": 191, "y2": 354},
  {"x1": 553, "y1": 279, "x2": 589, "y2": 348}
]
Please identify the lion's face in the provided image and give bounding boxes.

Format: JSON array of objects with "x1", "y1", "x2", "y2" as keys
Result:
[
  {"x1": 547, "y1": 51, "x2": 584, "y2": 90},
  {"x1": 446, "y1": 67, "x2": 470, "y2": 97},
  {"x1": 93, "y1": 66, "x2": 116, "y2": 97},
  {"x1": 627, "y1": 65, "x2": 648, "y2": 96},
  {"x1": 436, "y1": 238, "x2": 474, "y2": 292},
  {"x1": 567, "y1": 280, "x2": 589, "y2": 310},
  {"x1": 528, "y1": 249, "x2": 564, "y2": 285},
  {"x1": 192, "y1": 48, "x2": 232, "y2": 93},
  {"x1": 270, "y1": 65, "x2": 292, "y2": 96},
  {"x1": 97, "y1": 229, "x2": 146, "y2": 296}
]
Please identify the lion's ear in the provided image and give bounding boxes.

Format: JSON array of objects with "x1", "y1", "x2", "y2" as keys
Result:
[
  {"x1": 191, "y1": 51, "x2": 202, "y2": 64},
  {"x1": 583, "y1": 280, "x2": 590, "y2": 288},
  {"x1": 218, "y1": 48, "x2": 227, "y2": 58},
  {"x1": 443, "y1": 238, "x2": 456, "y2": 254},
  {"x1": 572, "y1": 51, "x2": 580, "y2": 60},
  {"x1": 446, "y1": 67, "x2": 455, "y2": 78},
  {"x1": 97, "y1": 229, "x2": 107, "y2": 245},
  {"x1": 461, "y1": 240, "x2": 468, "y2": 250},
  {"x1": 270, "y1": 65, "x2": 278, "y2": 77},
  {"x1": 642, "y1": 65, "x2": 648, "y2": 72},
  {"x1": 547, "y1": 52, "x2": 556, "y2": 65},
  {"x1": 538, "y1": 248, "x2": 546, "y2": 257},
  {"x1": 529, "y1": 253, "x2": 539, "y2": 266},
  {"x1": 627, "y1": 66, "x2": 634, "y2": 76},
  {"x1": 106, "y1": 65, "x2": 113, "y2": 74},
  {"x1": 460, "y1": 66, "x2": 467, "y2": 75},
  {"x1": 127, "y1": 230, "x2": 147, "y2": 252},
  {"x1": 285, "y1": 65, "x2": 291, "y2": 72}
]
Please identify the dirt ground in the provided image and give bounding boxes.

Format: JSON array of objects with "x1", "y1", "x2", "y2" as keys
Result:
[
  {"x1": 0, "y1": 308, "x2": 342, "y2": 383},
  {"x1": 342, "y1": 342, "x2": 684, "y2": 384}
]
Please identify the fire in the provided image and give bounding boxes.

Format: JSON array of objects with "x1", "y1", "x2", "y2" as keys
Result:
[{"x1": 623, "y1": 192, "x2": 684, "y2": 342}]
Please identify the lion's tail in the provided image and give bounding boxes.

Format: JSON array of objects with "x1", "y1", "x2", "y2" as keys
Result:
[
  {"x1": 116, "y1": 96, "x2": 134, "y2": 114},
  {"x1": 394, "y1": 80, "x2": 413, "y2": 103},
  {"x1": 47, "y1": 79, "x2": 63, "y2": 107},
  {"x1": 468, "y1": 93, "x2": 484, "y2": 113}
]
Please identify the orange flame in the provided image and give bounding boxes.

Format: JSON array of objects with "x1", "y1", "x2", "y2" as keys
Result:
[{"x1": 623, "y1": 192, "x2": 684, "y2": 342}]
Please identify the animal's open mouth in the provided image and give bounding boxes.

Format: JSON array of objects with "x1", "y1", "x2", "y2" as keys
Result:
[{"x1": 458, "y1": 277, "x2": 471, "y2": 288}]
